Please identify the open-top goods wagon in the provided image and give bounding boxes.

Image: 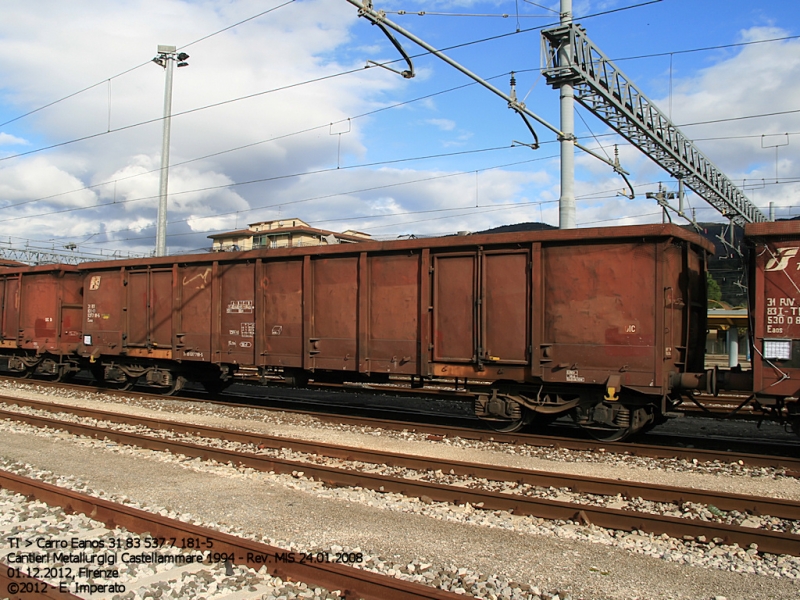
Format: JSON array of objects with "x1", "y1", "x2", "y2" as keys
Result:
[
  {"x1": 0, "y1": 264, "x2": 83, "y2": 379},
  {"x1": 75, "y1": 223, "x2": 711, "y2": 440}
]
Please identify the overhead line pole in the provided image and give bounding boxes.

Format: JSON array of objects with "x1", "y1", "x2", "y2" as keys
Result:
[{"x1": 558, "y1": 0, "x2": 576, "y2": 228}]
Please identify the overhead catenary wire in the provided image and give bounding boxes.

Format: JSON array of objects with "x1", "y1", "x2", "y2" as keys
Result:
[
  {"x1": 3, "y1": 2, "x2": 799, "y2": 250},
  {"x1": 0, "y1": 0, "x2": 721, "y2": 165},
  {"x1": 4, "y1": 79, "x2": 483, "y2": 210},
  {"x1": 0, "y1": 0, "x2": 298, "y2": 129},
  {"x1": 55, "y1": 171, "x2": 744, "y2": 246},
  {"x1": 0, "y1": 146, "x2": 538, "y2": 226}
]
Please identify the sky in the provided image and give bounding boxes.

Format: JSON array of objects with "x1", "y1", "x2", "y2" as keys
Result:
[{"x1": 0, "y1": 0, "x2": 798, "y2": 257}]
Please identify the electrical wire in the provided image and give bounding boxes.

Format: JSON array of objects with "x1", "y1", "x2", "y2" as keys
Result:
[
  {"x1": 0, "y1": 0, "x2": 298, "y2": 128},
  {"x1": 0, "y1": 0, "x2": 675, "y2": 163},
  {"x1": 0, "y1": 146, "x2": 535, "y2": 226},
  {"x1": 0, "y1": 64, "x2": 368, "y2": 163},
  {"x1": 678, "y1": 108, "x2": 800, "y2": 127},
  {"x1": 384, "y1": 0, "x2": 662, "y2": 20},
  {"x1": 55, "y1": 173, "x2": 677, "y2": 246},
  {"x1": 2, "y1": 1, "x2": 797, "y2": 248},
  {"x1": 4, "y1": 79, "x2": 482, "y2": 210}
]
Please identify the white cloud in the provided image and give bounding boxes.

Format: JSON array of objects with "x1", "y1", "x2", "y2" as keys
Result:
[
  {"x1": 0, "y1": 133, "x2": 28, "y2": 147},
  {"x1": 0, "y1": 3, "x2": 797, "y2": 257},
  {"x1": 425, "y1": 118, "x2": 456, "y2": 131}
]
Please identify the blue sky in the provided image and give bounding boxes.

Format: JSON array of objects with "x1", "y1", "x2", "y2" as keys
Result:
[{"x1": 0, "y1": 0, "x2": 798, "y2": 255}]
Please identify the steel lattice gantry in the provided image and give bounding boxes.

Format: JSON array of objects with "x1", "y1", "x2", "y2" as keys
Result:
[
  {"x1": 541, "y1": 23, "x2": 767, "y2": 225},
  {"x1": 0, "y1": 246, "x2": 148, "y2": 266}
]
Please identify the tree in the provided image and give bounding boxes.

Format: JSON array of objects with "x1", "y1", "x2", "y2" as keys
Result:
[{"x1": 707, "y1": 272, "x2": 722, "y2": 306}]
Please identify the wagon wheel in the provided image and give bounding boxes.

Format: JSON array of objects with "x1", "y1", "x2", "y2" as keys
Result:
[
  {"x1": 160, "y1": 375, "x2": 187, "y2": 396},
  {"x1": 486, "y1": 407, "x2": 534, "y2": 433},
  {"x1": 571, "y1": 400, "x2": 637, "y2": 442},
  {"x1": 578, "y1": 423, "x2": 634, "y2": 442},
  {"x1": 10, "y1": 367, "x2": 33, "y2": 379}
]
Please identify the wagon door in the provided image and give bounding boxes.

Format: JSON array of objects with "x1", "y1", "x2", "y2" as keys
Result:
[
  {"x1": 432, "y1": 250, "x2": 529, "y2": 367},
  {"x1": 308, "y1": 256, "x2": 358, "y2": 371},
  {"x1": 127, "y1": 268, "x2": 173, "y2": 353},
  {"x1": 218, "y1": 262, "x2": 256, "y2": 365},
  {"x1": 432, "y1": 253, "x2": 476, "y2": 363}
]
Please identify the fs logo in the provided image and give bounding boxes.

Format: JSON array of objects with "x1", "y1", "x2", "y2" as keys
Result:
[{"x1": 765, "y1": 247, "x2": 800, "y2": 272}]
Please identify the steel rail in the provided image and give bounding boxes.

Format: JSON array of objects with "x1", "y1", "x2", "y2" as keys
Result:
[
  {"x1": 1, "y1": 377, "x2": 799, "y2": 469},
  {"x1": 0, "y1": 470, "x2": 465, "y2": 600},
  {"x1": 1, "y1": 397, "x2": 799, "y2": 522},
  {"x1": 0, "y1": 380, "x2": 798, "y2": 472},
  {"x1": 2, "y1": 405, "x2": 800, "y2": 556}
]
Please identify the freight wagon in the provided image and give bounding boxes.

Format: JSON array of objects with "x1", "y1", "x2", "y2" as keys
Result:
[
  {"x1": 72, "y1": 223, "x2": 711, "y2": 440},
  {"x1": 0, "y1": 264, "x2": 83, "y2": 378},
  {"x1": 746, "y1": 221, "x2": 800, "y2": 434}
]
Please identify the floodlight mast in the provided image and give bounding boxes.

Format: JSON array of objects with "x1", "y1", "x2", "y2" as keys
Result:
[
  {"x1": 344, "y1": 0, "x2": 632, "y2": 229},
  {"x1": 152, "y1": 45, "x2": 190, "y2": 257}
]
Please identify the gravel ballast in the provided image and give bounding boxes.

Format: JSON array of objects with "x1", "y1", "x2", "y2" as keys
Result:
[{"x1": 0, "y1": 398, "x2": 800, "y2": 599}]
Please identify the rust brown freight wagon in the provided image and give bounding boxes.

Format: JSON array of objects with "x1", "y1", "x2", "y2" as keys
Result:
[
  {"x1": 76, "y1": 223, "x2": 712, "y2": 440},
  {"x1": 745, "y1": 220, "x2": 800, "y2": 434},
  {"x1": 0, "y1": 264, "x2": 83, "y2": 379}
]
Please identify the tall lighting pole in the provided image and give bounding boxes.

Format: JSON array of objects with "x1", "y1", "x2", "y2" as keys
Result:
[{"x1": 152, "y1": 45, "x2": 189, "y2": 256}]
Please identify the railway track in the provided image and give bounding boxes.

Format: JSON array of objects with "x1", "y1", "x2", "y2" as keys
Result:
[
  {"x1": 218, "y1": 385, "x2": 800, "y2": 459},
  {"x1": 0, "y1": 469, "x2": 466, "y2": 600},
  {"x1": 2, "y1": 396, "x2": 799, "y2": 558},
  {"x1": 2, "y1": 375, "x2": 798, "y2": 470}
]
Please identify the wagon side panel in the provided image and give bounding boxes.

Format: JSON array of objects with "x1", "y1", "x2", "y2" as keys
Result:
[
  {"x1": 482, "y1": 251, "x2": 529, "y2": 365},
  {"x1": 261, "y1": 259, "x2": 304, "y2": 368},
  {"x1": 310, "y1": 256, "x2": 358, "y2": 371},
  {"x1": 540, "y1": 241, "x2": 658, "y2": 390},
  {"x1": 367, "y1": 253, "x2": 420, "y2": 374},
  {"x1": 175, "y1": 264, "x2": 213, "y2": 362},
  {"x1": 0, "y1": 275, "x2": 20, "y2": 349},
  {"x1": 82, "y1": 269, "x2": 125, "y2": 356},
  {"x1": 217, "y1": 262, "x2": 256, "y2": 365},
  {"x1": 18, "y1": 273, "x2": 61, "y2": 351},
  {"x1": 432, "y1": 253, "x2": 476, "y2": 363},
  {"x1": 57, "y1": 272, "x2": 84, "y2": 354}
]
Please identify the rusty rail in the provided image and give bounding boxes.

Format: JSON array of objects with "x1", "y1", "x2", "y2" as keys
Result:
[
  {"x1": 1, "y1": 397, "x2": 799, "y2": 521},
  {"x1": 2, "y1": 402, "x2": 800, "y2": 556},
  {"x1": 0, "y1": 380, "x2": 797, "y2": 471},
  {"x1": 0, "y1": 470, "x2": 464, "y2": 600}
]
